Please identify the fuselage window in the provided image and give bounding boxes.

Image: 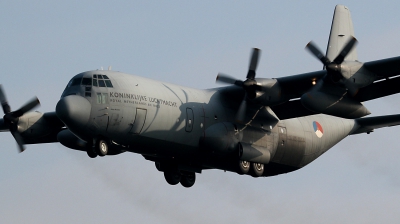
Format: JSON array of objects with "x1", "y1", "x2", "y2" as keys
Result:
[
  {"x1": 96, "y1": 93, "x2": 108, "y2": 104},
  {"x1": 102, "y1": 93, "x2": 107, "y2": 104}
]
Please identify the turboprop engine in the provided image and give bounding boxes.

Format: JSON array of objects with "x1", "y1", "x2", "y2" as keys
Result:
[{"x1": 216, "y1": 48, "x2": 285, "y2": 122}]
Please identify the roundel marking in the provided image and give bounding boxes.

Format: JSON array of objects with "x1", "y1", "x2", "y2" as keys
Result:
[{"x1": 313, "y1": 121, "x2": 324, "y2": 138}]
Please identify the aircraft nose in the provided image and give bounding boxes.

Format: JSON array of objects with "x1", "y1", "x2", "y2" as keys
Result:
[{"x1": 56, "y1": 95, "x2": 91, "y2": 131}]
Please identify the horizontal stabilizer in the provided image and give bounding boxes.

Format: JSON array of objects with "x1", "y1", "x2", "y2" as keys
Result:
[{"x1": 351, "y1": 114, "x2": 400, "y2": 135}]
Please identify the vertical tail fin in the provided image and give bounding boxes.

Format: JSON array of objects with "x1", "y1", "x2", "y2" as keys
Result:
[{"x1": 326, "y1": 5, "x2": 358, "y2": 62}]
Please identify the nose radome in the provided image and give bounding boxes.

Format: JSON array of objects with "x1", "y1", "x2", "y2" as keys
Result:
[{"x1": 56, "y1": 95, "x2": 91, "y2": 130}]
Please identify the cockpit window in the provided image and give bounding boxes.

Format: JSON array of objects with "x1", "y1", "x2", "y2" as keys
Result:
[
  {"x1": 98, "y1": 80, "x2": 106, "y2": 87},
  {"x1": 82, "y1": 78, "x2": 92, "y2": 86},
  {"x1": 105, "y1": 80, "x2": 113, "y2": 87},
  {"x1": 92, "y1": 74, "x2": 113, "y2": 88},
  {"x1": 70, "y1": 78, "x2": 82, "y2": 87}
]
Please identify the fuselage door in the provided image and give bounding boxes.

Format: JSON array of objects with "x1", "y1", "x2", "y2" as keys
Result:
[
  {"x1": 271, "y1": 126, "x2": 287, "y2": 162},
  {"x1": 130, "y1": 108, "x2": 147, "y2": 134},
  {"x1": 185, "y1": 108, "x2": 194, "y2": 132}
]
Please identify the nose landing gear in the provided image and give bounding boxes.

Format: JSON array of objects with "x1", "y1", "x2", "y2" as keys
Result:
[
  {"x1": 86, "y1": 138, "x2": 109, "y2": 158},
  {"x1": 96, "y1": 139, "x2": 108, "y2": 157}
]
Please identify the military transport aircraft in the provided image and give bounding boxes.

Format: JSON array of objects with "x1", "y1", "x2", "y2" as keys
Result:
[{"x1": 1, "y1": 5, "x2": 400, "y2": 188}]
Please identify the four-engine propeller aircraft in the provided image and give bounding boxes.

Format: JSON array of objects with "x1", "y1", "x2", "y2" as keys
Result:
[{"x1": 2, "y1": 5, "x2": 400, "y2": 188}]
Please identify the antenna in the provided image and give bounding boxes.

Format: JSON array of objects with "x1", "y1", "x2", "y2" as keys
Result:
[
  {"x1": 108, "y1": 66, "x2": 112, "y2": 71},
  {"x1": 101, "y1": 66, "x2": 103, "y2": 70}
]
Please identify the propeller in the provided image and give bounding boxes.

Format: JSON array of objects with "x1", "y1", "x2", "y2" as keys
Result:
[
  {"x1": 0, "y1": 85, "x2": 40, "y2": 152},
  {"x1": 306, "y1": 36, "x2": 357, "y2": 83},
  {"x1": 216, "y1": 48, "x2": 261, "y2": 122}
]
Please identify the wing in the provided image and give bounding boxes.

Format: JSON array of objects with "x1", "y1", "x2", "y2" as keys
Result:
[
  {"x1": 353, "y1": 56, "x2": 400, "y2": 102},
  {"x1": 216, "y1": 71, "x2": 326, "y2": 120}
]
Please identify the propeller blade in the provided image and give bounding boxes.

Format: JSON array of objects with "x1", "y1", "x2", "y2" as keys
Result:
[
  {"x1": 216, "y1": 73, "x2": 238, "y2": 84},
  {"x1": 0, "y1": 85, "x2": 11, "y2": 114},
  {"x1": 11, "y1": 130, "x2": 25, "y2": 152},
  {"x1": 13, "y1": 97, "x2": 40, "y2": 117},
  {"x1": 247, "y1": 48, "x2": 260, "y2": 79},
  {"x1": 235, "y1": 96, "x2": 247, "y2": 123},
  {"x1": 305, "y1": 41, "x2": 331, "y2": 66},
  {"x1": 0, "y1": 119, "x2": 7, "y2": 131},
  {"x1": 333, "y1": 36, "x2": 358, "y2": 64},
  {"x1": 216, "y1": 73, "x2": 244, "y2": 87}
]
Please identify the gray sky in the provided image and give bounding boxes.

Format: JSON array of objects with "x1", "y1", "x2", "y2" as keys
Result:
[{"x1": 1, "y1": 1, "x2": 400, "y2": 223}]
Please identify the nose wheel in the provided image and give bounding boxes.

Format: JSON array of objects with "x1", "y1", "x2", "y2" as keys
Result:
[
  {"x1": 86, "y1": 138, "x2": 109, "y2": 158},
  {"x1": 96, "y1": 139, "x2": 109, "y2": 156}
]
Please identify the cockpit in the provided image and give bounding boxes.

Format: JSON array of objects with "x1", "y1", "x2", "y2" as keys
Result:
[{"x1": 61, "y1": 72, "x2": 114, "y2": 98}]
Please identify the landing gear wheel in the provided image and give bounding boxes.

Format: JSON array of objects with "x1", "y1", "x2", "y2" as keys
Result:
[
  {"x1": 237, "y1": 160, "x2": 250, "y2": 175},
  {"x1": 96, "y1": 139, "x2": 108, "y2": 157},
  {"x1": 164, "y1": 170, "x2": 181, "y2": 185},
  {"x1": 180, "y1": 172, "x2": 196, "y2": 188},
  {"x1": 86, "y1": 148, "x2": 97, "y2": 158},
  {"x1": 250, "y1": 162, "x2": 264, "y2": 177}
]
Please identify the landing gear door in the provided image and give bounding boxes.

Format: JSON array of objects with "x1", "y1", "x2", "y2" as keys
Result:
[
  {"x1": 185, "y1": 108, "x2": 194, "y2": 132},
  {"x1": 129, "y1": 108, "x2": 147, "y2": 134}
]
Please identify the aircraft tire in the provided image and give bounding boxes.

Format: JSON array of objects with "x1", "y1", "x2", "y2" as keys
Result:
[
  {"x1": 250, "y1": 162, "x2": 264, "y2": 177},
  {"x1": 180, "y1": 172, "x2": 196, "y2": 188},
  {"x1": 164, "y1": 170, "x2": 181, "y2": 185},
  {"x1": 96, "y1": 139, "x2": 108, "y2": 157},
  {"x1": 237, "y1": 160, "x2": 250, "y2": 175},
  {"x1": 87, "y1": 148, "x2": 97, "y2": 158}
]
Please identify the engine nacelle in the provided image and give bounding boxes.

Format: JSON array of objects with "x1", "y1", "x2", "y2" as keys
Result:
[
  {"x1": 301, "y1": 91, "x2": 371, "y2": 118},
  {"x1": 18, "y1": 111, "x2": 60, "y2": 138},
  {"x1": 199, "y1": 122, "x2": 241, "y2": 156},
  {"x1": 247, "y1": 78, "x2": 283, "y2": 106},
  {"x1": 339, "y1": 61, "x2": 376, "y2": 89}
]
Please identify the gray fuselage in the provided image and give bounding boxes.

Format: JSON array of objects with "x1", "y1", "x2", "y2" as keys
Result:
[{"x1": 59, "y1": 70, "x2": 357, "y2": 176}]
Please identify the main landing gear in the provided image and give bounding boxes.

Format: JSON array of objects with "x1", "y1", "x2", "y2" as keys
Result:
[
  {"x1": 157, "y1": 162, "x2": 197, "y2": 188},
  {"x1": 163, "y1": 169, "x2": 196, "y2": 188},
  {"x1": 238, "y1": 160, "x2": 265, "y2": 177},
  {"x1": 86, "y1": 138, "x2": 109, "y2": 158}
]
